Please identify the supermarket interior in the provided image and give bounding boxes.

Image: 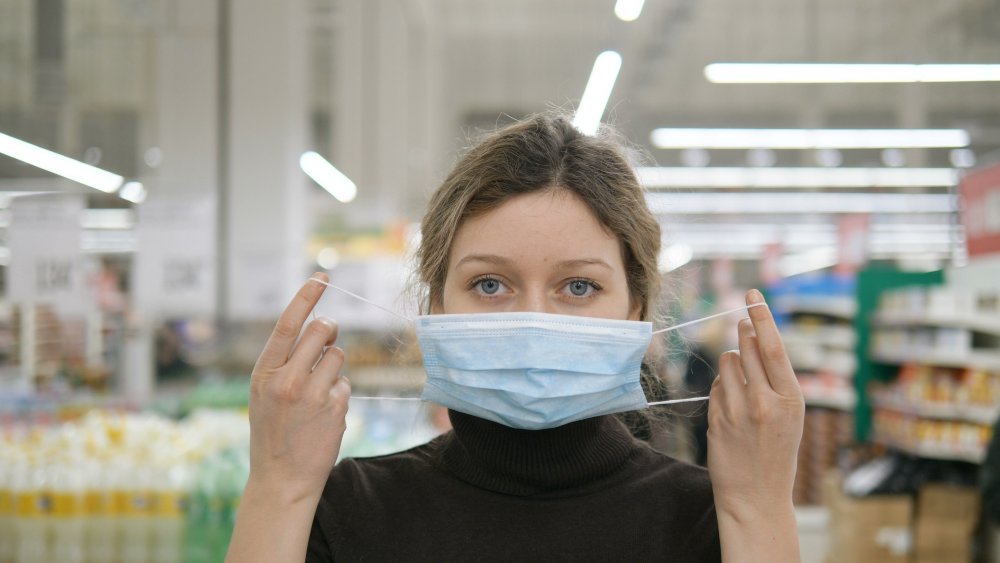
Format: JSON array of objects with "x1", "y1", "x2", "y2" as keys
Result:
[{"x1": 2, "y1": 0, "x2": 1000, "y2": 561}]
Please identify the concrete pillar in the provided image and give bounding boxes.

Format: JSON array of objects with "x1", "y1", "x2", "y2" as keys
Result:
[
  {"x1": 122, "y1": 0, "x2": 219, "y2": 405},
  {"x1": 898, "y1": 84, "x2": 928, "y2": 167},
  {"x1": 331, "y1": 0, "x2": 436, "y2": 226},
  {"x1": 150, "y1": 1, "x2": 219, "y2": 202},
  {"x1": 225, "y1": 0, "x2": 309, "y2": 320}
]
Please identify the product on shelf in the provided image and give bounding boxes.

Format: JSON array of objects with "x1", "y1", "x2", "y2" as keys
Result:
[
  {"x1": 0, "y1": 409, "x2": 249, "y2": 563},
  {"x1": 0, "y1": 393, "x2": 447, "y2": 563},
  {"x1": 871, "y1": 286, "x2": 1000, "y2": 371},
  {"x1": 868, "y1": 363, "x2": 998, "y2": 463},
  {"x1": 793, "y1": 407, "x2": 853, "y2": 505}
]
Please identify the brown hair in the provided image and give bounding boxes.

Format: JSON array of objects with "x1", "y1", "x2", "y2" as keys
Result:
[{"x1": 416, "y1": 114, "x2": 662, "y2": 320}]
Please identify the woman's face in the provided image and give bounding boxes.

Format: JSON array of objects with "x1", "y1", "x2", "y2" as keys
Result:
[{"x1": 439, "y1": 189, "x2": 639, "y2": 321}]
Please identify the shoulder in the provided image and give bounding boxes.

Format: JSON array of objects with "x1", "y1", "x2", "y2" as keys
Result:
[
  {"x1": 327, "y1": 435, "x2": 445, "y2": 494},
  {"x1": 629, "y1": 441, "x2": 714, "y2": 495},
  {"x1": 627, "y1": 447, "x2": 720, "y2": 560},
  {"x1": 310, "y1": 436, "x2": 449, "y2": 557}
]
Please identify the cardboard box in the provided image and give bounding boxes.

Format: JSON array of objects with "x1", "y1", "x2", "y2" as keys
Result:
[
  {"x1": 824, "y1": 474, "x2": 913, "y2": 563},
  {"x1": 916, "y1": 484, "x2": 980, "y2": 527},
  {"x1": 913, "y1": 484, "x2": 980, "y2": 563},
  {"x1": 915, "y1": 522, "x2": 972, "y2": 561}
]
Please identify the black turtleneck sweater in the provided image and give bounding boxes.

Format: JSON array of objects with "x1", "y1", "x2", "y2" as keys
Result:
[{"x1": 307, "y1": 411, "x2": 721, "y2": 562}]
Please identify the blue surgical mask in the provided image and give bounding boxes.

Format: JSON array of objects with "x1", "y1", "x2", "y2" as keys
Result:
[
  {"x1": 416, "y1": 312, "x2": 651, "y2": 429},
  {"x1": 309, "y1": 278, "x2": 762, "y2": 430}
]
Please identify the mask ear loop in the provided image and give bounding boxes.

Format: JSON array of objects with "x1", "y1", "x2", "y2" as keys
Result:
[
  {"x1": 309, "y1": 277, "x2": 415, "y2": 324},
  {"x1": 308, "y1": 277, "x2": 424, "y2": 402},
  {"x1": 646, "y1": 302, "x2": 767, "y2": 408},
  {"x1": 651, "y1": 302, "x2": 765, "y2": 335},
  {"x1": 310, "y1": 277, "x2": 768, "y2": 409}
]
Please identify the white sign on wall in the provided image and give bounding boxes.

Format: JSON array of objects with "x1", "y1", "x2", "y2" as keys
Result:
[
  {"x1": 132, "y1": 197, "x2": 217, "y2": 317},
  {"x1": 311, "y1": 257, "x2": 412, "y2": 331},
  {"x1": 7, "y1": 194, "x2": 88, "y2": 314}
]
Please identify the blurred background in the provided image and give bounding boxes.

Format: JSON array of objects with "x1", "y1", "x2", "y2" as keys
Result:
[{"x1": 1, "y1": 0, "x2": 1000, "y2": 561}]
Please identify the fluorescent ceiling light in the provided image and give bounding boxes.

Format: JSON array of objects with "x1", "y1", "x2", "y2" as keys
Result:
[
  {"x1": 300, "y1": 151, "x2": 357, "y2": 203},
  {"x1": 0, "y1": 131, "x2": 124, "y2": 193},
  {"x1": 635, "y1": 167, "x2": 958, "y2": 188},
  {"x1": 669, "y1": 231, "x2": 955, "y2": 248},
  {"x1": 646, "y1": 192, "x2": 954, "y2": 215},
  {"x1": 614, "y1": 0, "x2": 645, "y2": 21},
  {"x1": 705, "y1": 63, "x2": 1000, "y2": 84},
  {"x1": 118, "y1": 181, "x2": 147, "y2": 204},
  {"x1": 649, "y1": 128, "x2": 970, "y2": 149},
  {"x1": 572, "y1": 51, "x2": 622, "y2": 136}
]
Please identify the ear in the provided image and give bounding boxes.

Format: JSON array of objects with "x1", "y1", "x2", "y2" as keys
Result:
[
  {"x1": 429, "y1": 295, "x2": 444, "y2": 315},
  {"x1": 628, "y1": 299, "x2": 642, "y2": 321}
]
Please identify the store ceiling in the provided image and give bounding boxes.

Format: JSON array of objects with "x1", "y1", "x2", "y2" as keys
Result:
[
  {"x1": 432, "y1": 0, "x2": 1000, "y2": 151},
  {"x1": 1, "y1": 0, "x2": 998, "y2": 263}
]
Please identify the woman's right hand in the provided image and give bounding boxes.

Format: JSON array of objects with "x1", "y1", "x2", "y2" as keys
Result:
[{"x1": 246, "y1": 272, "x2": 352, "y2": 502}]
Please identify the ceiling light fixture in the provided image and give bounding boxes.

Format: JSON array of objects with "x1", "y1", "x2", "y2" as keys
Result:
[
  {"x1": 649, "y1": 128, "x2": 970, "y2": 149},
  {"x1": 300, "y1": 151, "x2": 357, "y2": 203},
  {"x1": 118, "y1": 181, "x2": 147, "y2": 204},
  {"x1": 0, "y1": 131, "x2": 124, "y2": 193},
  {"x1": 614, "y1": 0, "x2": 646, "y2": 21},
  {"x1": 636, "y1": 166, "x2": 958, "y2": 188},
  {"x1": 646, "y1": 192, "x2": 954, "y2": 215},
  {"x1": 704, "y1": 63, "x2": 1000, "y2": 83},
  {"x1": 572, "y1": 51, "x2": 622, "y2": 136}
]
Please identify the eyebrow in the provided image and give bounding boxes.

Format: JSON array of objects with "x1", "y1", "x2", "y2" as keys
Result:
[{"x1": 455, "y1": 254, "x2": 613, "y2": 271}]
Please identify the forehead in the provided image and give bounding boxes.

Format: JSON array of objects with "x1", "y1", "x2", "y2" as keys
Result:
[{"x1": 449, "y1": 189, "x2": 623, "y2": 267}]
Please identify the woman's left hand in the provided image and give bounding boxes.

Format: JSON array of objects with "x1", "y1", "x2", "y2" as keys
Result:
[{"x1": 707, "y1": 289, "x2": 805, "y2": 523}]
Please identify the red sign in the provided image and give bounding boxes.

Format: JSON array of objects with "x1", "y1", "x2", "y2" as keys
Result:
[
  {"x1": 759, "y1": 242, "x2": 783, "y2": 286},
  {"x1": 836, "y1": 214, "x2": 870, "y2": 275},
  {"x1": 961, "y1": 163, "x2": 1000, "y2": 258}
]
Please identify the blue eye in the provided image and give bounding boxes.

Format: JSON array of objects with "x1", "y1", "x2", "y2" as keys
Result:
[
  {"x1": 476, "y1": 277, "x2": 503, "y2": 295},
  {"x1": 566, "y1": 279, "x2": 598, "y2": 297}
]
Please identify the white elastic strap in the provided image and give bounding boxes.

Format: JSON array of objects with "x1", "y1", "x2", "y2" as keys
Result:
[
  {"x1": 311, "y1": 276, "x2": 766, "y2": 336},
  {"x1": 652, "y1": 302, "x2": 766, "y2": 335},
  {"x1": 349, "y1": 395, "x2": 709, "y2": 407},
  {"x1": 310, "y1": 277, "x2": 414, "y2": 323},
  {"x1": 646, "y1": 395, "x2": 710, "y2": 406}
]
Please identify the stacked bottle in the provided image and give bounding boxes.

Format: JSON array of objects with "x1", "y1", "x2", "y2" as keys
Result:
[{"x1": 0, "y1": 409, "x2": 250, "y2": 563}]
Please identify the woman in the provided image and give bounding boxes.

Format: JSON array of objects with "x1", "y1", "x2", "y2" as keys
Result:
[{"x1": 227, "y1": 115, "x2": 805, "y2": 562}]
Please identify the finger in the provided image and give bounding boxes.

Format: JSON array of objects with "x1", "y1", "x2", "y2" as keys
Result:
[
  {"x1": 286, "y1": 317, "x2": 339, "y2": 375},
  {"x1": 257, "y1": 273, "x2": 329, "y2": 370},
  {"x1": 737, "y1": 317, "x2": 767, "y2": 392},
  {"x1": 309, "y1": 345, "x2": 346, "y2": 391},
  {"x1": 717, "y1": 350, "x2": 748, "y2": 404},
  {"x1": 745, "y1": 289, "x2": 799, "y2": 396},
  {"x1": 329, "y1": 376, "x2": 352, "y2": 422}
]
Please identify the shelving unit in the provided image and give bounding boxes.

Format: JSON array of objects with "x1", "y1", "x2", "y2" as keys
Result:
[
  {"x1": 865, "y1": 281, "x2": 999, "y2": 465},
  {"x1": 872, "y1": 311, "x2": 1000, "y2": 336},
  {"x1": 870, "y1": 393, "x2": 1000, "y2": 427},
  {"x1": 770, "y1": 275, "x2": 858, "y2": 505}
]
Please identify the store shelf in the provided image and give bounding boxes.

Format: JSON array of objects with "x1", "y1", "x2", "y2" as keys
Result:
[
  {"x1": 873, "y1": 311, "x2": 1000, "y2": 335},
  {"x1": 870, "y1": 348, "x2": 1000, "y2": 372},
  {"x1": 871, "y1": 394, "x2": 1000, "y2": 426},
  {"x1": 802, "y1": 387, "x2": 857, "y2": 411},
  {"x1": 774, "y1": 296, "x2": 857, "y2": 320},
  {"x1": 873, "y1": 432, "x2": 986, "y2": 464}
]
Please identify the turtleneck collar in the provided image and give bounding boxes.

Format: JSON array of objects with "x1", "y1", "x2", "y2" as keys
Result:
[{"x1": 434, "y1": 410, "x2": 641, "y2": 496}]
